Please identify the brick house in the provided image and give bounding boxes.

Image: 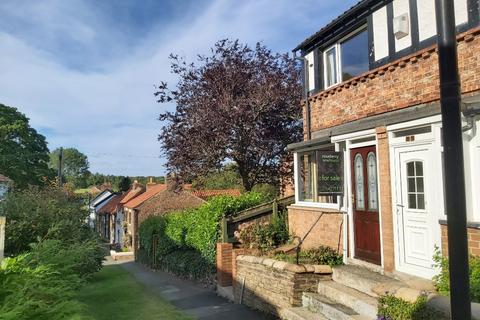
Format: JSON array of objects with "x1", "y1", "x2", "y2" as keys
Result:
[{"x1": 288, "y1": 0, "x2": 480, "y2": 279}]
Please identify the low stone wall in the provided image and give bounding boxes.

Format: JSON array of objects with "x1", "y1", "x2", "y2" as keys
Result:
[{"x1": 233, "y1": 255, "x2": 332, "y2": 315}]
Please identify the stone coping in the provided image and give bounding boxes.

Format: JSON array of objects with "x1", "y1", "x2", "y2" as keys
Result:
[{"x1": 236, "y1": 254, "x2": 332, "y2": 274}]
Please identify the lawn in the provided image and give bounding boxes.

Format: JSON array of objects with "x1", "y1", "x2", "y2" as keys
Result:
[{"x1": 76, "y1": 265, "x2": 192, "y2": 320}]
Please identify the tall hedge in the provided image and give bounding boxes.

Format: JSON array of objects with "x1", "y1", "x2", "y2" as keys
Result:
[{"x1": 138, "y1": 192, "x2": 265, "y2": 280}]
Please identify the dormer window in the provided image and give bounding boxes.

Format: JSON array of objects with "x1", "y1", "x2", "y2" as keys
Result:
[{"x1": 323, "y1": 27, "x2": 369, "y2": 89}]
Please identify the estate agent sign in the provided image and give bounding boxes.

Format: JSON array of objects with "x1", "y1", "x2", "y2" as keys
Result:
[{"x1": 317, "y1": 151, "x2": 344, "y2": 195}]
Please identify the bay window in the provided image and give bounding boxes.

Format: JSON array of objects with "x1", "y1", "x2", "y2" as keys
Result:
[{"x1": 296, "y1": 148, "x2": 339, "y2": 206}]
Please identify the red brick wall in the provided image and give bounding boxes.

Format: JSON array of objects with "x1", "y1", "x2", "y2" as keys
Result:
[
  {"x1": 287, "y1": 206, "x2": 343, "y2": 252},
  {"x1": 216, "y1": 243, "x2": 233, "y2": 287},
  {"x1": 441, "y1": 225, "x2": 480, "y2": 256},
  {"x1": 377, "y1": 127, "x2": 395, "y2": 272},
  {"x1": 304, "y1": 28, "x2": 480, "y2": 135}
]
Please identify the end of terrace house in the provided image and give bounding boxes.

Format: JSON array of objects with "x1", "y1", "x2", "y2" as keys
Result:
[{"x1": 287, "y1": 0, "x2": 480, "y2": 280}]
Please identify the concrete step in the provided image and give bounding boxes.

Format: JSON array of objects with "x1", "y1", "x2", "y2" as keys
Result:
[
  {"x1": 317, "y1": 281, "x2": 378, "y2": 319},
  {"x1": 332, "y1": 265, "x2": 403, "y2": 297},
  {"x1": 302, "y1": 292, "x2": 372, "y2": 320},
  {"x1": 279, "y1": 306, "x2": 328, "y2": 320}
]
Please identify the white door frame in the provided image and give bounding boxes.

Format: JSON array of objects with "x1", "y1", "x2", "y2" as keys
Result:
[
  {"x1": 388, "y1": 117, "x2": 443, "y2": 278},
  {"x1": 332, "y1": 129, "x2": 384, "y2": 268}
]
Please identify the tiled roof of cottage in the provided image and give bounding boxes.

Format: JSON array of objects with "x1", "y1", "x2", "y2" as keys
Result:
[
  {"x1": 124, "y1": 184, "x2": 167, "y2": 209},
  {"x1": 190, "y1": 189, "x2": 242, "y2": 200},
  {"x1": 136, "y1": 190, "x2": 205, "y2": 218},
  {"x1": 98, "y1": 194, "x2": 123, "y2": 214},
  {"x1": 119, "y1": 182, "x2": 145, "y2": 205}
]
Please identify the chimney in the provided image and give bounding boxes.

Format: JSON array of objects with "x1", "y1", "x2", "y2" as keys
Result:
[{"x1": 146, "y1": 177, "x2": 157, "y2": 190}]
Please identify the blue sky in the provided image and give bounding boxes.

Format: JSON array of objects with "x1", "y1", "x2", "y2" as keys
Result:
[{"x1": 0, "y1": 0, "x2": 358, "y2": 176}]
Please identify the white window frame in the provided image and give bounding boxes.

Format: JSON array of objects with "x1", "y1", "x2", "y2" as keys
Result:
[
  {"x1": 322, "y1": 25, "x2": 368, "y2": 90},
  {"x1": 293, "y1": 146, "x2": 342, "y2": 210}
]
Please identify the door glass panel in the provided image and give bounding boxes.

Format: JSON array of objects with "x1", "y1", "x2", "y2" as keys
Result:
[
  {"x1": 354, "y1": 154, "x2": 365, "y2": 210},
  {"x1": 406, "y1": 161, "x2": 426, "y2": 210},
  {"x1": 367, "y1": 152, "x2": 378, "y2": 211}
]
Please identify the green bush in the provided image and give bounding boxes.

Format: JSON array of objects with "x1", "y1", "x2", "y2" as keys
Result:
[
  {"x1": 251, "y1": 183, "x2": 277, "y2": 201},
  {"x1": 0, "y1": 185, "x2": 90, "y2": 256},
  {"x1": 432, "y1": 246, "x2": 480, "y2": 302},
  {"x1": 139, "y1": 192, "x2": 266, "y2": 280},
  {"x1": 234, "y1": 212, "x2": 289, "y2": 252},
  {"x1": 0, "y1": 238, "x2": 104, "y2": 320},
  {"x1": 272, "y1": 246, "x2": 343, "y2": 266},
  {"x1": 377, "y1": 294, "x2": 440, "y2": 320}
]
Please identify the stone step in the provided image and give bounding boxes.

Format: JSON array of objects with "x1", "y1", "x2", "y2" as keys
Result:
[
  {"x1": 279, "y1": 306, "x2": 328, "y2": 320},
  {"x1": 332, "y1": 265, "x2": 403, "y2": 297},
  {"x1": 303, "y1": 292, "x2": 373, "y2": 320},
  {"x1": 317, "y1": 281, "x2": 378, "y2": 319}
]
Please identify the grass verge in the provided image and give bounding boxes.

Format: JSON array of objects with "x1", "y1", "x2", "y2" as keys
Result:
[{"x1": 76, "y1": 265, "x2": 191, "y2": 320}]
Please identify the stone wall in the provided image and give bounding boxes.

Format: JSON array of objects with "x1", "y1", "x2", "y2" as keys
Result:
[
  {"x1": 287, "y1": 205, "x2": 343, "y2": 252},
  {"x1": 304, "y1": 27, "x2": 480, "y2": 136},
  {"x1": 233, "y1": 255, "x2": 331, "y2": 315}
]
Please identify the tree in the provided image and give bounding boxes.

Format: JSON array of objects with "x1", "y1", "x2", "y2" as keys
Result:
[
  {"x1": 0, "y1": 103, "x2": 53, "y2": 188},
  {"x1": 191, "y1": 163, "x2": 242, "y2": 190},
  {"x1": 116, "y1": 176, "x2": 132, "y2": 192},
  {"x1": 156, "y1": 39, "x2": 302, "y2": 191},
  {"x1": 49, "y1": 148, "x2": 90, "y2": 188}
]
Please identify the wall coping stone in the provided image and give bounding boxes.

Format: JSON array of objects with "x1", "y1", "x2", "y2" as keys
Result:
[{"x1": 236, "y1": 254, "x2": 332, "y2": 274}]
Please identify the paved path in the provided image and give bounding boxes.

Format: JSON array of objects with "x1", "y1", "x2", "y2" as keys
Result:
[{"x1": 113, "y1": 259, "x2": 275, "y2": 320}]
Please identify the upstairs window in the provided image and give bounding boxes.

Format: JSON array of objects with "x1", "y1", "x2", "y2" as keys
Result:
[{"x1": 323, "y1": 27, "x2": 369, "y2": 88}]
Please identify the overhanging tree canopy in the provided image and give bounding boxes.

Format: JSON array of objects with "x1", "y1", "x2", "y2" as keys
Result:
[
  {"x1": 156, "y1": 39, "x2": 302, "y2": 190},
  {"x1": 0, "y1": 103, "x2": 53, "y2": 188}
]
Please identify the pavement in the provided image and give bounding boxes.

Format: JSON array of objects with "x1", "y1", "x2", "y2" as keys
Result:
[{"x1": 105, "y1": 257, "x2": 275, "y2": 320}]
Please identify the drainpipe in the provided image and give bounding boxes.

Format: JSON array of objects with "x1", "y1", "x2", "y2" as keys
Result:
[
  {"x1": 295, "y1": 55, "x2": 311, "y2": 140},
  {"x1": 435, "y1": 1, "x2": 471, "y2": 319}
]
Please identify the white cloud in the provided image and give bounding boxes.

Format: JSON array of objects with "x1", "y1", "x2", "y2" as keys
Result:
[{"x1": 0, "y1": 0, "x2": 356, "y2": 176}]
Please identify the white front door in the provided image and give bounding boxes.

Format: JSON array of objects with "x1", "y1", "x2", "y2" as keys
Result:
[{"x1": 394, "y1": 145, "x2": 438, "y2": 278}]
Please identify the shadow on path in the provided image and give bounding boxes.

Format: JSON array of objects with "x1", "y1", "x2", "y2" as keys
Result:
[{"x1": 116, "y1": 260, "x2": 276, "y2": 320}]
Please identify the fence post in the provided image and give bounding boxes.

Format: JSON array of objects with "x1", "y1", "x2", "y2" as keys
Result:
[
  {"x1": 0, "y1": 216, "x2": 5, "y2": 261},
  {"x1": 272, "y1": 199, "x2": 278, "y2": 219},
  {"x1": 221, "y1": 216, "x2": 228, "y2": 242}
]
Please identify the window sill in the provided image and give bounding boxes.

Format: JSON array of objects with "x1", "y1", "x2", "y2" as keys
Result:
[{"x1": 288, "y1": 202, "x2": 344, "y2": 213}]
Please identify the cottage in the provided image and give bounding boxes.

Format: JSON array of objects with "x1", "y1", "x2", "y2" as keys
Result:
[
  {"x1": 88, "y1": 189, "x2": 114, "y2": 230},
  {"x1": 288, "y1": 0, "x2": 480, "y2": 281}
]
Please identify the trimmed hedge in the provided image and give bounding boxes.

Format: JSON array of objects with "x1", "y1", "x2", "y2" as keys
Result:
[{"x1": 139, "y1": 192, "x2": 265, "y2": 280}]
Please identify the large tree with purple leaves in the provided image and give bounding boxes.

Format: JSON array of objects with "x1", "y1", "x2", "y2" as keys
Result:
[{"x1": 156, "y1": 39, "x2": 302, "y2": 191}]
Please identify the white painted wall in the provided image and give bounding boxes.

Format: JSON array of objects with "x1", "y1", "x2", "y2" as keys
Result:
[
  {"x1": 417, "y1": 0, "x2": 437, "y2": 41},
  {"x1": 464, "y1": 118, "x2": 480, "y2": 222},
  {"x1": 373, "y1": 7, "x2": 389, "y2": 60},
  {"x1": 373, "y1": 0, "x2": 471, "y2": 61},
  {"x1": 305, "y1": 51, "x2": 315, "y2": 91},
  {"x1": 455, "y1": 0, "x2": 469, "y2": 26},
  {"x1": 393, "y1": 0, "x2": 412, "y2": 52}
]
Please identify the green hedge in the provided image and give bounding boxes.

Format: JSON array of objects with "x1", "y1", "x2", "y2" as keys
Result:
[{"x1": 139, "y1": 192, "x2": 265, "y2": 280}]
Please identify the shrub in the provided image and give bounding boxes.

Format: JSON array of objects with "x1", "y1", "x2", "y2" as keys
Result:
[
  {"x1": 0, "y1": 185, "x2": 90, "y2": 256},
  {"x1": 234, "y1": 212, "x2": 289, "y2": 252},
  {"x1": 377, "y1": 294, "x2": 440, "y2": 320},
  {"x1": 0, "y1": 238, "x2": 104, "y2": 320},
  {"x1": 272, "y1": 246, "x2": 343, "y2": 266},
  {"x1": 432, "y1": 246, "x2": 480, "y2": 302},
  {"x1": 138, "y1": 192, "x2": 266, "y2": 280}
]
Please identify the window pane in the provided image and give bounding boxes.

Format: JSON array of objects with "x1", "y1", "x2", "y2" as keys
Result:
[
  {"x1": 408, "y1": 178, "x2": 416, "y2": 193},
  {"x1": 325, "y1": 47, "x2": 338, "y2": 87},
  {"x1": 416, "y1": 161, "x2": 423, "y2": 176},
  {"x1": 367, "y1": 152, "x2": 378, "y2": 211},
  {"x1": 416, "y1": 178, "x2": 424, "y2": 193},
  {"x1": 354, "y1": 154, "x2": 365, "y2": 210},
  {"x1": 298, "y1": 150, "x2": 338, "y2": 204},
  {"x1": 340, "y1": 29, "x2": 369, "y2": 81},
  {"x1": 417, "y1": 194, "x2": 425, "y2": 210},
  {"x1": 407, "y1": 162, "x2": 415, "y2": 176},
  {"x1": 408, "y1": 193, "x2": 417, "y2": 209}
]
